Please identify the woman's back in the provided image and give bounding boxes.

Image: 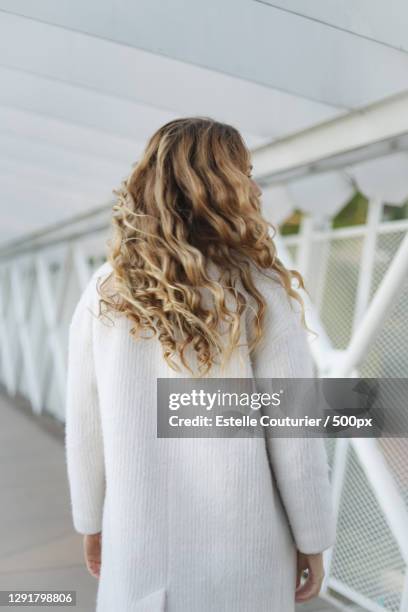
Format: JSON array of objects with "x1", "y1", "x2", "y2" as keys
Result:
[
  {"x1": 66, "y1": 259, "x2": 334, "y2": 612},
  {"x1": 65, "y1": 117, "x2": 335, "y2": 612}
]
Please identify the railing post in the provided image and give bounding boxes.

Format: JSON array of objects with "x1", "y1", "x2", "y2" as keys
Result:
[
  {"x1": 0, "y1": 267, "x2": 17, "y2": 395},
  {"x1": 72, "y1": 243, "x2": 92, "y2": 291},
  {"x1": 321, "y1": 437, "x2": 349, "y2": 592},
  {"x1": 10, "y1": 263, "x2": 43, "y2": 413},
  {"x1": 313, "y1": 216, "x2": 332, "y2": 316},
  {"x1": 401, "y1": 570, "x2": 408, "y2": 612},
  {"x1": 297, "y1": 213, "x2": 314, "y2": 284},
  {"x1": 352, "y1": 197, "x2": 383, "y2": 332},
  {"x1": 35, "y1": 255, "x2": 67, "y2": 408}
]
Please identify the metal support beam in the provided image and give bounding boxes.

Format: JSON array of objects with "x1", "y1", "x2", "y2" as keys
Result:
[
  {"x1": 252, "y1": 91, "x2": 408, "y2": 185},
  {"x1": 329, "y1": 230, "x2": 408, "y2": 377},
  {"x1": 352, "y1": 197, "x2": 383, "y2": 331}
]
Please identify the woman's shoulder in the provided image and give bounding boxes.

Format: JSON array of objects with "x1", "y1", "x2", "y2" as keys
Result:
[{"x1": 70, "y1": 260, "x2": 113, "y2": 328}]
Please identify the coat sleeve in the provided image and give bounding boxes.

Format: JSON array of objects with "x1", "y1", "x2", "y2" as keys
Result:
[
  {"x1": 64, "y1": 279, "x2": 106, "y2": 535},
  {"x1": 250, "y1": 280, "x2": 336, "y2": 554}
]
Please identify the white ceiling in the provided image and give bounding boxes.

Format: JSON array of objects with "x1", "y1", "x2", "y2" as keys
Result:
[
  {"x1": 255, "y1": 1, "x2": 408, "y2": 52},
  {"x1": 0, "y1": 2, "x2": 408, "y2": 243}
]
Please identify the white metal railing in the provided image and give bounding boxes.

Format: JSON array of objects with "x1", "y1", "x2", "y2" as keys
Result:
[
  {"x1": 279, "y1": 209, "x2": 408, "y2": 611},
  {"x1": 0, "y1": 206, "x2": 110, "y2": 419},
  {"x1": 289, "y1": 208, "x2": 408, "y2": 612},
  {"x1": 0, "y1": 204, "x2": 407, "y2": 611}
]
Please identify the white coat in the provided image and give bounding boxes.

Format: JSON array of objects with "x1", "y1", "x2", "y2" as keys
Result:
[{"x1": 65, "y1": 261, "x2": 335, "y2": 612}]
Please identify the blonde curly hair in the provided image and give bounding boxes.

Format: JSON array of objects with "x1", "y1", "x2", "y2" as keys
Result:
[{"x1": 98, "y1": 117, "x2": 309, "y2": 375}]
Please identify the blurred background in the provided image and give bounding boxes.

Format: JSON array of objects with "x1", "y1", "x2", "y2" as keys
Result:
[{"x1": 0, "y1": 2, "x2": 408, "y2": 611}]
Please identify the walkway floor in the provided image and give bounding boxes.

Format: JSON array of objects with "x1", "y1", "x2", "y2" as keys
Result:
[
  {"x1": 0, "y1": 392, "x2": 341, "y2": 611},
  {"x1": 0, "y1": 393, "x2": 97, "y2": 611}
]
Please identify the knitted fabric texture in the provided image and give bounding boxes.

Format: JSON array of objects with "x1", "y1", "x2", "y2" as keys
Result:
[{"x1": 65, "y1": 261, "x2": 336, "y2": 612}]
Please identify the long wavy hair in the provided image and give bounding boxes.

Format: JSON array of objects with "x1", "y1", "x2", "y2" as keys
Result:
[{"x1": 98, "y1": 117, "x2": 310, "y2": 375}]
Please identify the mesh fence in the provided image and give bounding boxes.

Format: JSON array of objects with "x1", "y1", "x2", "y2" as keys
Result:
[
  {"x1": 329, "y1": 442, "x2": 405, "y2": 612},
  {"x1": 317, "y1": 236, "x2": 364, "y2": 350},
  {"x1": 284, "y1": 223, "x2": 408, "y2": 611},
  {"x1": 369, "y1": 232, "x2": 406, "y2": 299},
  {"x1": 360, "y1": 231, "x2": 408, "y2": 378},
  {"x1": 360, "y1": 275, "x2": 408, "y2": 378},
  {"x1": 379, "y1": 439, "x2": 408, "y2": 510}
]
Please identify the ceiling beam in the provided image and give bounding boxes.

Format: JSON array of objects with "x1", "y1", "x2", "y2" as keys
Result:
[
  {"x1": 254, "y1": 1, "x2": 408, "y2": 54},
  {"x1": 252, "y1": 90, "x2": 408, "y2": 185}
]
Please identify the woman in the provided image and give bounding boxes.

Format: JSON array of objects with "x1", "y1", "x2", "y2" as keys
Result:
[{"x1": 65, "y1": 117, "x2": 335, "y2": 611}]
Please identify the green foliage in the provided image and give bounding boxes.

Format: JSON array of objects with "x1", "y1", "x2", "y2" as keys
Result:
[
  {"x1": 279, "y1": 209, "x2": 302, "y2": 235},
  {"x1": 332, "y1": 192, "x2": 368, "y2": 228},
  {"x1": 383, "y1": 200, "x2": 408, "y2": 221},
  {"x1": 279, "y1": 193, "x2": 369, "y2": 234},
  {"x1": 278, "y1": 191, "x2": 408, "y2": 233}
]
